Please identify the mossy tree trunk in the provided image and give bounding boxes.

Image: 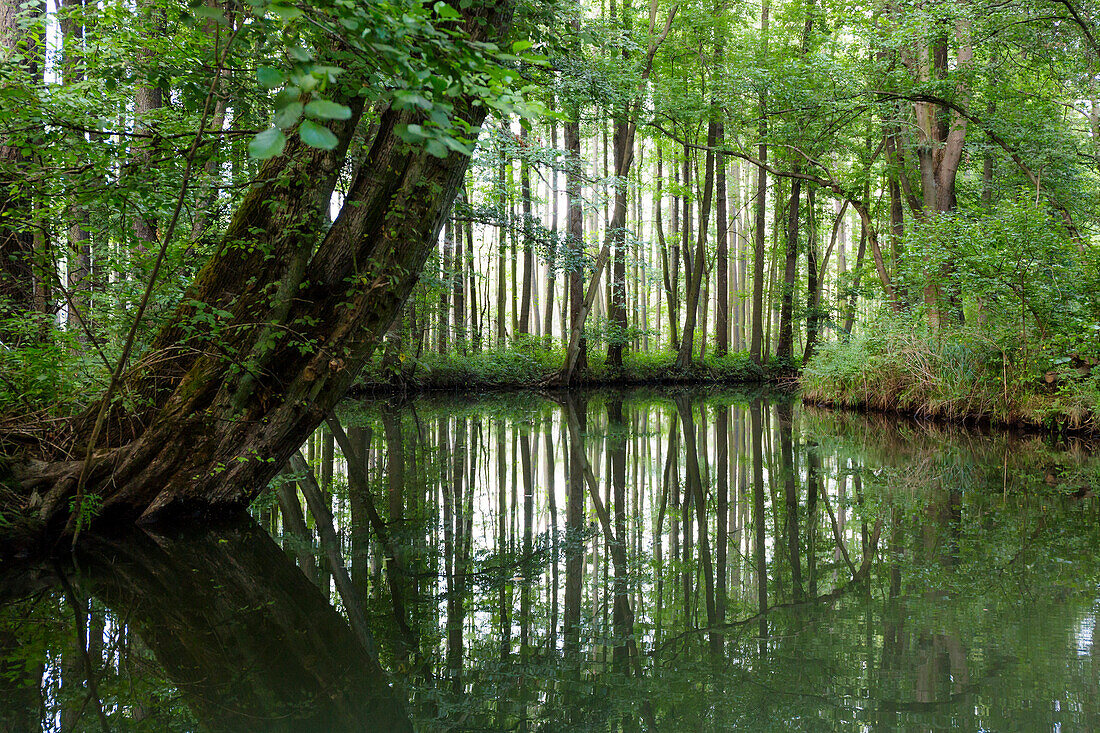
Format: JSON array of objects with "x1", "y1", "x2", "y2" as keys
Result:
[{"x1": 14, "y1": 1, "x2": 513, "y2": 536}]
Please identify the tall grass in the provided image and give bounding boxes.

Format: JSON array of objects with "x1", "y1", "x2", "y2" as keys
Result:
[{"x1": 802, "y1": 316, "x2": 1099, "y2": 433}]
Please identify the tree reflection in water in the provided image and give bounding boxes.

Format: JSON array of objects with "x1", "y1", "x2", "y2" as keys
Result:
[{"x1": 2, "y1": 388, "x2": 1099, "y2": 731}]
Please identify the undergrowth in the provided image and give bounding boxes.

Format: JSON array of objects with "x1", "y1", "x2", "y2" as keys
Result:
[
  {"x1": 801, "y1": 312, "x2": 1100, "y2": 434},
  {"x1": 355, "y1": 337, "x2": 767, "y2": 392}
]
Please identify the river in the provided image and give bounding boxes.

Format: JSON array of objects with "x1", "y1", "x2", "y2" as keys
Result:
[{"x1": 2, "y1": 388, "x2": 1099, "y2": 731}]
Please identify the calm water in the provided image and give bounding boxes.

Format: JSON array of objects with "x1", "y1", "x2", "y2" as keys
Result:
[{"x1": 3, "y1": 388, "x2": 1100, "y2": 731}]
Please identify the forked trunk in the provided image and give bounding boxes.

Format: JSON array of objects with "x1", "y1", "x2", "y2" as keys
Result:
[{"x1": 12, "y1": 0, "x2": 514, "y2": 538}]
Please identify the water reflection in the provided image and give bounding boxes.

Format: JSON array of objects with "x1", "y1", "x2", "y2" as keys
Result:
[
  {"x1": 0, "y1": 519, "x2": 411, "y2": 732},
  {"x1": 2, "y1": 389, "x2": 1100, "y2": 731}
]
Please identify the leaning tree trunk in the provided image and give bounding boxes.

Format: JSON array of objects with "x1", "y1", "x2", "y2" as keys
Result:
[
  {"x1": 36, "y1": 519, "x2": 411, "y2": 731},
  {"x1": 14, "y1": 0, "x2": 514, "y2": 537}
]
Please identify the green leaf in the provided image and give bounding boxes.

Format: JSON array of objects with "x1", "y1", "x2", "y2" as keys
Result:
[
  {"x1": 193, "y1": 5, "x2": 229, "y2": 24},
  {"x1": 274, "y1": 87, "x2": 301, "y2": 107},
  {"x1": 434, "y1": 1, "x2": 461, "y2": 18},
  {"x1": 249, "y1": 127, "x2": 286, "y2": 159},
  {"x1": 269, "y1": 3, "x2": 302, "y2": 21},
  {"x1": 425, "y1": 139, "x2": 448, "y2": 157},
  {"x1": 304, "y1": 99, "x2": 352, "y2": 120},
  {"x1": 393, "y1": 91, "x2": 432, "y2": 111},
  {"x1": 299, "y1": 119, "x2": 338, "y2": 150},
  {"x1": 397, "y1": 123, "x2": 428, "y2": 142},
  {"x1": 257, "y1": 66, "x2": 285, "y2": 89},
  {"x1": 442, "y1": 136, "x2": 473, "y2": 155},
  {"x1": 274, "y1": 101, "x2": 303, "y2": 129},
  {"x1": 296, "y1": 74, "x2": 319, "y2": 92},
  {"x1": 287, "y1": 46, "x2": 312, "y2": 62},
  {"x1": 511, "y1": 40, "x2": 533, "y2": 53}
]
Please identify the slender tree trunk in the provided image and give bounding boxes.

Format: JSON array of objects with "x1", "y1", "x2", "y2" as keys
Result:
[
  {"x1": 60, "y1": 0, "x2": 92, "y2": 342},
  {"x1": 730, "y1": 158, "x2": 743, "y2": 351},
  {"x1": 843, "y1": 206, "x2": 868, "y2": 335},
  {"x1": 804, "y1": 186, "x2": 821, "y2": 362},
  {"x1": 451, "y1": 205, "x2": 466, "y2": 353},
  {"x1": 607, "y1": 112, "x2": 629, "y2": 369},
  {"x1": 681, "y1": 144, "x2": 693, "y2": 290},
  {"x1": 544, "y1": 117, "x2": 559, "y2": 346},
  {"x1": 438, "y1": 217, "x2": 454, "y2": 352},
  {"x1": 671, "y1": 159, "x2": 681, "y2": 347},
  {"x1": 657, "y1": 148, "x2": 679, "y2": 351},
  {"x1": 464, "y1": 185, "x2": 480, "y2": 351},
  {"x1": 496, "y1": 155, "x2": 507, "y2": 346},
  {"x1": 565, "y1": 115, "x2": 587, "y2": 372},
  {"x1": 716, "y1": 120, "x2": 729, "y2": 357},
  {"x1": 677, "y1": 121, "x2": 716, "y2": 368},
  {"x1": 750, "y1": 0, "x2": 769, "y2": 365},
  {"x1": 775, "y1": 159, "x2": 801, "y2": 363},
  {"x1": 131, "y1": 0, "x2": 165, "y2": 254},
  {"x1": 509, "y1": 161, "x2": 518, "y2": 340}
]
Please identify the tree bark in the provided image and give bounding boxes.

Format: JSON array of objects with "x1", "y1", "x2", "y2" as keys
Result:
[
  {"x1": 438, "y1": 216, "x2": 454, "y2": 353},
  {"x1": 14, "y1": 0, "x2": 514, "y2": 537},
  {"x1": 677, "y1": 121, "x2": 716, "y2": 368},
  {"x1": 607, "y1": 111, "x2": 629, "y2": 369},
  {"x1": 543, "y1": 116, "x2": 559, "y2": 346},
  {"x1": 60, "y1": 0, "x2": 93, "y2": 342},
  {"x1": 775, "y1": 165, "x2": 800, "y2": 362},
  {"x1": 750, "y1": 0, "x2": 769, "y2": 365},
  {"x1": 913, "y1": 17, "x2": 972, "y2": 329},
  {"x1": 564, "y1": 114, "x2": 587, "y2": 374},
  {"x1": 716, "y1": 121, "x2": 728, "y2": 357},
  {"x1": 518, "y1": 126, "x2": 534, "y2": 336},
  {"x1": 803, "y1": 186, "x2": 821, "y2": 362},
  {"x1": 0, "y1": 0, "x2": 44, "y2": 343}
]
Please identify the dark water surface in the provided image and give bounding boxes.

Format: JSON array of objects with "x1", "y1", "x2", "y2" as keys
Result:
[{"x1": 3, "y1": 388, "x2": 1100, "y2": 731}]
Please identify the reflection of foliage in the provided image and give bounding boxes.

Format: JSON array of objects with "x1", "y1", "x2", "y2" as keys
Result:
[
  {"x1": 8, "y1": 393, "x2": 1100, "y2": 730},
  {"x1": 392, "y1": 393, "x2": 1100, "y2": 730}
]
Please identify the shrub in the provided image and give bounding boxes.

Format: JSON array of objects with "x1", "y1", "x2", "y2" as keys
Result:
[{"x1": 802, "y1": 311, "x2": 1099, "y2": 432}]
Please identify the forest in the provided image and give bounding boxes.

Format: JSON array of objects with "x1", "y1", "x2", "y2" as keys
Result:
[
  {"x1": 4, "y1": 0, "x2": 1100, "y2": 425},
  {"x1": 3, "y1": 0, "x2": 1100, "y2": 728},
  {"x1": 0, "y1": 0, "x2": 1097, "y2": 531}
]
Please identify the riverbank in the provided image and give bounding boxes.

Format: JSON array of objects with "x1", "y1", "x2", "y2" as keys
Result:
[
  {"x1": 800, "y1": 328, "x2": 1100, "y2": 437},
  {"x1": 351, "y1": 342, "x2": 778, "y2": 394}
]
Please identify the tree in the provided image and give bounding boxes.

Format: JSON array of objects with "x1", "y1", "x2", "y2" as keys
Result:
[
  {"x1": 0, "y1": 1, "x2": 44, "y2": 344},
  {"x1": 9, "y1": 0, "x2": 518, "y2": 537}
]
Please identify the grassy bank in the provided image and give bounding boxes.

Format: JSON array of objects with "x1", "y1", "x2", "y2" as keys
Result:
[
  {"x1": 353, "y1": 340, "x2": 773, "y2": 393},
  {"x1": 801, "y1": 318, "x2": 1100, "y2": 435}
]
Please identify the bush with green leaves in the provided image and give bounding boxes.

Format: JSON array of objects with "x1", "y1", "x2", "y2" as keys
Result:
[{"x1": 804, "y1": 202, "x2": 1100, "y2": 432}]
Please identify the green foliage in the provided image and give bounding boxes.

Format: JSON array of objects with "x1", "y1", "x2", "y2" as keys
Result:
[
  {"x1": 802, "y1": 313, "x2": 1100, "y2": 431},
  {"x1": 357, "y1": 338, "x2": 769, "y2": 390},
  {"x1": 805, "y1": 199, "x2": 1100, "y2": 432},
  {"x1": 362, "y1": 337, "x2": 560, "y2": 390},
  {"x1": 245, "y1": 0, "x2": 545, "y2": 159},
  {"x1": 897, "y1": 202, "x2": 1100, "y2": 348},
  {"x1": 0, "y1": 310, "x2": 90, "y2": 415}
]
